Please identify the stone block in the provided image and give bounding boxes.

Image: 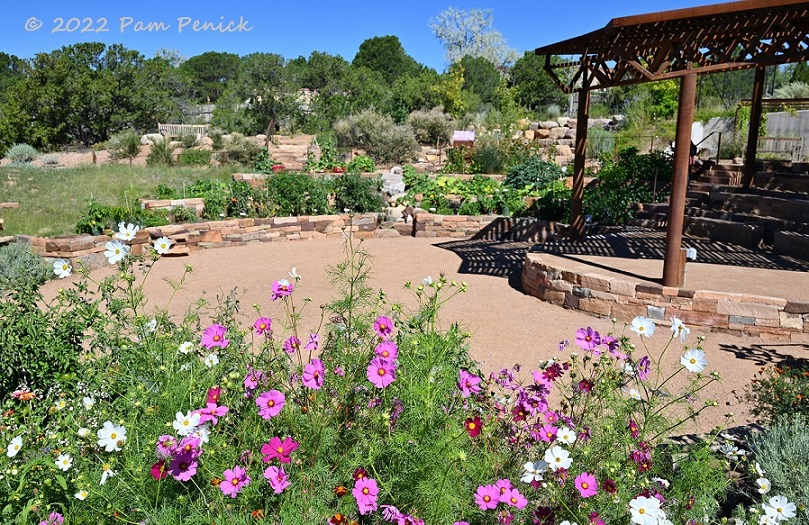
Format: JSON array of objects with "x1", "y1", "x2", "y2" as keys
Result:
[
  {"x1": 199, "y1": 230, "x2": 223, "y2": 243},
  {"x1": 550, "y1": 280, "x2": 573, "y2": 293},
  {"x1": 785, "y1": 301, "x2": 809, "y2": 314},
  {"x1": 563, "y1": 294, "x2": 580, "y2": 309},
  {"x1": 543, "y1": 290, "x2": 566, "y2": 305},
  {"x1": 580, "y1": 273, "x2": 610, "y2": 292},
  {"x1": 780, "y1": 311, "x2": 804, "y2": 329},
  {"x1": 693, "y1": 290, "x2": 743, "y2": 301},
  {"x1": 647, "y1": 305, "x2": 666, "y2": 320},
  {"x1": 715, "y1": 301, "x2": 780, "y2": 320},
  {"x1": 572, "y1": 286, "x2": 592, "y2": 298},
  {"x1": 662, "y1": 286, "x2": 679, "y2": 296},
  {"x1": 549, "y1": 127, "x2": 568, "y2": 140},
  {"x1": 741, "y1": 295, "x2": 787, "y2": 308},
  {"x1": 728, "y1": 315, "x2": 756, "y2": 325},
  {"x1": 579, "y1": 298, "x2": 612, "y2": 316},
  {"x1": 591, "y1": 290, "x2": 618, "y2": 302},
  {"x1": 692, "y1": 298, "x2": 718, "y2": 312},
  {"x1": 536, "y1": 129, "x2": 551, "y2": 139},
  {"x1": 414, "y1": 231, "x2": 437, "y2": 238},
  {"x1": 610, "y1": 279, "x2": 636, "y2": 297},
  {"x1": 675, "y1": 310, "x2": 729, "y2": 328},
  {"x1": 636, "y1": 283, "x2": 664, "y2": 295},
  {"x1": 610, "y1": 303, "x2": 647, "y2": 321}
]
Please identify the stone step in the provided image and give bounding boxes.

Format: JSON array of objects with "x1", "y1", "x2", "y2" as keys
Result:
[
  {"x1": 755, "y1": 172, "x2": 809, "y2": 193},
  {"x1": 684, "y1": 217, "x2": 765, "y2": 248},
  {"x1": 774, "y1": 231, "x2": 809, "y2": 261},
  {"x1": 709, "y1": 191, "x2": 809, "y2": 223},
  {"x1": 698, "y1": 174, "x2": 734, "y2": 185}
]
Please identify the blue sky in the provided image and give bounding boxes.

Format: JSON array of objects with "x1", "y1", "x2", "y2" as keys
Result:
[{"x1": 2, "y1": 1, "x2": 708, "y2": 70}]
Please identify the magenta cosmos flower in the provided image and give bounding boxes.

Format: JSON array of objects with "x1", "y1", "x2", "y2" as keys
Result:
[
  {"x1": 352, "y1": 477, "x2": 379, "y2": 515},
  {"x1": 501, "y1": 487, "x2": 528, "y2": 509},
  {"x1": 302, "y1": 358, "x2": 325, "y2": 389},
  {"x1": 201, "y1": 324, "x2": 229, "y2": 349},
  {"x1": 256, "y1": 390, "x2": 285, "y2": 419},
  {"x1": 575, "y1": 472, "x2": 598, "y2": 497},
  {"x1": 264, "y1": 465, "x2": 290, "y2": 494},
  {"x1": 367, "y1": 357, "x2": 396, "y2": 388},
  {"x1": 39, "y1": 511, "x2": 64, "y2": 525},
  {"x1": 458, "y1": 369, "x2": 482, "y2": 398},
  {"x1": 206, "y1": 386, "x2": 221, "y2": 404},
  {"x1": 271, "y1": 279, "x2": 294, "y2": 301},
  {"x1": 575, "y1": 327, "x2": 601, "y2": 352},
  {"x1": 168, "y1": 452, "x2": 198, "y2": 481},
  {"x1": 283, "y1": 336, "x2": 301, "y2": 354},
  {"x1": 196, "y1": 402, "x2": 229, "y2": 426},
  {"x1": 155, "y1": 435, "x2": 178, "y2": 458},
  {"x1": 150, "y1": 460, "x2": 168, "y2": 480},
  {"x1": 253, "y1": 317, "x2": 272, "y2": 335},
  {"x1": 474, "y1": 484, "x2": 500, "y2": 510},
  {"x1": 375, "y1": 340, "x2": 398, "y2": 360},
  {"x1": 305, "y1": 333, "x2": 320, "y2": 351},
  {"x1": 261, "y1": 436, "x2": 299, "y2": 464},
  {"x1": 373, "y1": 315, "x2": 394, "y2": 338},
  {"x1": 465, "y1": 416, "x2": 482, "y2": 437},
  {"x1": 221, "y1": 465, "x2": 251, "y2": 498}
]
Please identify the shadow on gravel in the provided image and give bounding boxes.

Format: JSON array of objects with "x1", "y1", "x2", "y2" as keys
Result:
[{"x1": 717, "y1": 341, "x2": 809, "y2": 367}]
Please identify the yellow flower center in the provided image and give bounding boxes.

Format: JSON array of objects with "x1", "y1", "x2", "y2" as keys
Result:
[
  {"x1": 639, "y1": 509, "x2": 645, "y2": 515},
  {"x1": 232, "y1": 478, "x2": 239, "y2": 485},
  {"x1": 483, "y1": 495, "x2": 490, "y2": 502},
  {"x1": 110, "y1": 432, "x2": 117, "y2": 440},
  {"x1": 690, "y1": 358, "x2": 697, "y2": 364},
  {"x1": 267, "y1": 400, "x2": 275, "y2": 407},
  {"x1": 213, "y1": 335, "x2": 220, "y2": 341},
  {"x1": 468, "y1": 422, "x2": 476, "y2": 430},
  {"x1": 362, "y1": 488, "x2": 369, "y2": 495},
  {"x1": 378, "y1": 369, "x2": 386, "y2": 376},
  {"x1": 277, "y1": 447, "x2": 284, "y2": 454},
  {"x1": 582, "y1": 482, "x2": 589, "y2": 489}
]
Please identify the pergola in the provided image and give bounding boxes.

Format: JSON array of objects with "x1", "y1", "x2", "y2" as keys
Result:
[{"x1": 534, "y1": 0, "x2": 809, "y2": 287}]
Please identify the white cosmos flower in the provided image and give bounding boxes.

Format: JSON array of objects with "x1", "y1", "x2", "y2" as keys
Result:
[
  {"x1": 756, "y1": 477, "x2": 771, "y2": 494},
  {"x1": 190, "y1": 423, "x2": 211, "y2": 444},
  {"x1": 53, "y1": 259, "x2": 72, "y2": 279},
  {"x1": 75, "y1": 489, "x2": 89, "y2": 500},
  {"x1": 423, "y1": 276, "x2": 434, "y2": 286},
  {"x1": 289, "y1": 267, "x2": 301, "y2": 282},
  {"x1": 104, "y1": 240, "x2": 129, "y2": 264},
  {"x1": 629, "y1": 495, "x2": 663, "y2": 525},
  {"x1": 755, "y1": 462, "x2": 766, "y2": 477},
  {"x1": 55, "y1": 453, "x2": 73, "y2": 471},
  {"x1": 763, "y1": 495, "x2": 797, "y2": 522},
  {"x1": 54, "y1": 400, "x2": 67, "y2": 411},
  {"x1": 145, "y1": 319, "x2": 157, "y2": 333},
  {"x1": 629, "y1": 388, "x2": 642, "y2": 400},
  {"x1": 97, "y1": 421, "x2": 127, "y2": 452},
  {"x1": 114, "y1": 222, "x2": 140, "y2": 241},
  {"x1": 670, "y1": 316, "x2": 690, "y2": 342},
  {"x1": 100, "y1": 463, "x2": 116, "y2": 485},
  {"x1": 543, "y1": 445, "x2": 572, "y2": 471},
  {"x1": 560, "y1": 522, "x2": 579, "y2": 525},
  {"x1": 153, "y1": 236, "x2": 173, "y2": 255},
  {"x1": 78, "y1": 427, "x2": 91, "y2": 438},
  {"x1": 178, "y1": 341, "x2": 194, "y2": 354},
  {"x1": 521, "y1": 460, "x2": 548, "y2": 483},
  {"x1": 203, "y1": 353, "x2": 219, "y2": 368},
  {"x1": 630, "y1": 316, "x2": 656, "y2": 338},
  {"x1": 83, "y1": 396, "x2": 95, "y2": 410},
  {"x1": 173, "y1": 410, "x2": 200, "y2": 436},
  {"x1": 680, "y1": 348, "x2": 707, "y2": 373},
  {"x1": 556, "y1": 427, "x2": 576, "y2": 445},
  {"x1": 6, "y1": 436, "x2": 22, "y2": 458}
]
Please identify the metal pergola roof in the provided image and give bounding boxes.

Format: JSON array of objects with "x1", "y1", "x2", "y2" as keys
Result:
[{"x1": 535, "y1": 0, "x2": 809, "y2": 93}]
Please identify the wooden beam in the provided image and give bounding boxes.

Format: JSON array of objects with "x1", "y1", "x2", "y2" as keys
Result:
[
  {"x1": 570, "y1": 72, "x2": 591, "y2": 241},
  {"x1": 742, "y1": 66, "x2": 767, "y2": 189}
]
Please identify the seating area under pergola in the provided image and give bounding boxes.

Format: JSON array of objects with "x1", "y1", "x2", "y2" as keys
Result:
[{"x1": 534, "y1": 0, "x2": 809, "y2": 287}]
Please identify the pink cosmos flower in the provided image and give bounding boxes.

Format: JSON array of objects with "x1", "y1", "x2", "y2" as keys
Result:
[
  {"x1": 244, "y1": 368, "x2": 263, "y2": 392},
  {"x1": 501, "y1": 487, "x2": 528, "y2": 509},
  {"x1": 539, "y1": 424, "x2": 558, "y2": 443},
  {"x1": 302, "y1": 358, "x2": 325, "y2": 389},
  {"x1": 283, "y1": 336, "x2": 301, "y2": 354},
  {"x1": 367, "y1": 357, "x2": 396, "y2": 388},
  {"x1": 196, "y1": 402, "x2": 229, "y2": 426},
  {"x1": 156, "y1": 435, "x2": 178, "y2": 458},
  {"x1": 575, "y1": 472, "x2": 598, "y2": 497},
  {"x1": 264, "y1": 465, "x2": 290, "y2": 494},
  {"x1": 495, "y1": 478, "x2": 513, "y2": 499},
  {"x1": 168, "y1": 452, "x2": 198, "y2": 481},
  {"x1": 305, "y1": 333, "x2": 320, "y2": 351},
  {"x1": 39, "y1": 511, "x2": 64, "y2": 525},
  {"x1": 253, "y1": 317, "x2": 272, "y2": 335},
  {"x1": 271, "y1": 279, "x2": 294, "y2": 301},
  {"x1": 458, "y1": 370, "x2": 482, "y2": 398},
  {"x1": 636, "y1": 356, "x2": 651, "y2": 380},
  {"x1": 206, "y1": 386, "x2": 221, "y2": 404},
  {"x1": 575, "y1": 327, "x2": 601, "y2": 352},
  {"x1": 353, "y1": 477, "x2": 379, "y2": 515},
  {"x1": 375, "y1": 340, "x2": 398, "y2": 360},
  {"x1": 177, "y1": 436, "x2": 202, "y2": 457},
  {"x1": 151, "y1": 459, "x2": 168, "y2": 480},
  {"x1": 261, "y1": 436, "x2": 299, "y2": 464},
  {"x1": 382, "y1": 505, "x2": 403, "y2": 522},
  {"x1": 628, "y1": 419, "x2": 641, "y2": 439},
  {"x1": 474, "y1": 484, "x2": 500, "y2": 510},
  {"x1": 454, "y1": 522, "x2": 471, "y2": 525},
  {"x1": 221, "y1": 465, "x2": 251, "y2": 498},
  {"x1": 201, "y1": 324, "x2": 229, "y2": 349},
  {"x1": 256, "y1": 390, "x2": 285, "y2": 419},
  {"x1": 373, "y1": 315, "x2": 394, "y2": 338}
]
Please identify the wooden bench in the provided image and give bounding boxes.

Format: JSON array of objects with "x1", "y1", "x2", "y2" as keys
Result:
[{"x1": 158, "y1": 123, "x2": 209, "y2": 138}]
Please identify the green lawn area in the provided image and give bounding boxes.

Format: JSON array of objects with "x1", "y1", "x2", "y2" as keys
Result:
[{"x1": 0, "y1": 164, "x2": 239, "y2": 237}]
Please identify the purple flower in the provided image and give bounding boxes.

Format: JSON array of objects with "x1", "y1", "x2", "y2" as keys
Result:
[
  {"x1": 220, "y1": 465, "x2": 251, "y2": 498},
  {"x1": 637, "y1": 356, "x2": 651, "y2": 380},
  {"x1": 206, "y1": 386, "x2": 221, "y2": 404},
  {"x1": 353, "y1": 477, "x2": 379, "y2": 515},
  {"x1": 283, "y1": 336, "x2": 301, "y2": 354},
  {"x1": 367, "y1": 357, "x2": 396, "y2": 389},
  {"x1": 39, "y1": 512, "x2": 64, "y2": 525},
  {"x1": 271, "y1": 279, "x2": 294, "y2": 301},
  {"x1": 244, "y1": 368, "x2": 263, "y2": 390},
  {"x1": 375, "y1": 340, "x2": 398, "y2": 360},
  {"x1": 575, "y1": 472, "x2": 598, "y2": 497},
  {"x1": 305, "y1": 333, "x2": 320, "y2": 351},
  {"x1": 264, "y1": 465, "x2": 290, "y2": 494},
  {"x1": 458, "y1": 370, "x2": 482, "y2": 398},
  {"x1": 575, "y1": 327, "x2": 601, "y2": 352},
  {"x1": 474, "y1": 484, "x2": 500, "y2": 510},
  {"x1": 558, "y1": 338, "x2": 569, "y2": 352},
  {"x1": 168, "y1": 452, "x2": 198, "y2": 481},
  {"x1": 201, "y1": 324, "x2": 229, "y2": 349},
  {"x1": 256, "y1": 390, "x2": 285, "y2": 419},
  {"x1": 253, "y1": 317, "x2": 272, "y2": 335},
  {"x1": 261, "y1": 436, "x2": 299, "y2": 464},
  {"x1": 155, "y1": 435, "x2": 178, "y2": 458},
  {"x1": 373, "y1": 315, "x2": 394, "y2": 338},
  {"x1": 196, "y1": 402, "x2": 229, "y2": 426},
  {"x1": 302, "y1": 358, "x2": 325, "y2": 389}
]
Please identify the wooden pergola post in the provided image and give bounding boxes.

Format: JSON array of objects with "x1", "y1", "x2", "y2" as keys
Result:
[
  {"x1": 662, "y1": 73, "x2": 697, "y2": 288},
  {"x1": 742, "y1": 66, "x2": 766, "y2": 189},
  {"x1": 570, "y1": 71, "x2": 590, "y2": 241}
]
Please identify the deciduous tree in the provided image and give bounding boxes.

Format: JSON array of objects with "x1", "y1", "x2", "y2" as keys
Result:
[{"x1": 429, "y1": 7, "x2": 518, "y2": 69}]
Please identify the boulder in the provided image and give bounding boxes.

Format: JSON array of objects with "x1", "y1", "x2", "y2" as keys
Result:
[
  {"x1": 539, "y1": 120, "x2": 559, "y2": 130},
  {"x1": 549, "y1": 127, "x2": 568, "y2": 140},
  {"x1": 557, "y1": 117, "x2": 570, "y2": 127},
  {"x1": 565, "y1": 128, "x2": 577, "y2": 139},
  {"x1": 381, "y1": 172, "x2": 405, "y2": 195},
  {"x1": 528, "y1": 122, "x2": 539, "y2": 130},
  {"x1": 524, "y1": 130, "x2": 536, "y2": 140},
  {"x1": 556, "y1": 145, "x2": 573, "y2": 157},
  {"x1": 536, "y1": 128, "x2": 551, "y2": 139},
  {"x1": 141, "y1": 133, "x2": 164, "y2": 145}
]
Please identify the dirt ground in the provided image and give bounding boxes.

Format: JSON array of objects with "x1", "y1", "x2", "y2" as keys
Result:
[{"x1": 40, "y1": 236, "x2": 809, "y2": 435}]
